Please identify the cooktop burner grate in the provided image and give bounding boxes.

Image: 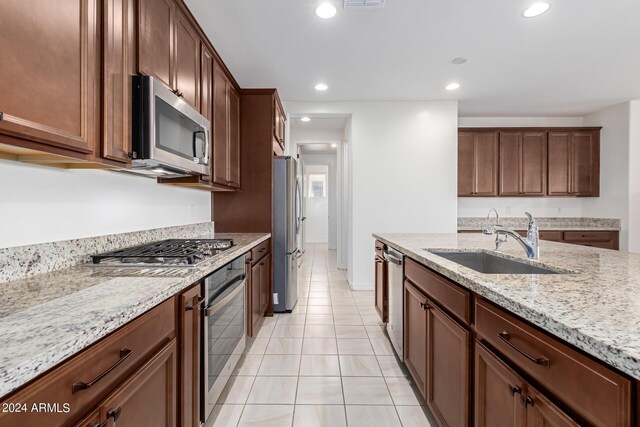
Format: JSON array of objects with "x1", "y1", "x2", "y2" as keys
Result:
[{"x1": 91, "y1": 239, "x2": 234, "y2": 266}]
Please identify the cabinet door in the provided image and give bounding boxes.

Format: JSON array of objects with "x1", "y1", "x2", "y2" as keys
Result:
[
  {"x1": 475, "y1": 342, "x2": 526, "y2": 427},
  {"x1": 571, "y1": 131, "x2": 598, "y2": 196},
  {"x1": 174, "y1": 10, "x2": 200, "y2": 109},
  {"x1": 100, "y1": 339, "x2": 177, "y2": 427},
  {"x1": 228, "y1": 86, "x2": 241, "y2": 188},
  {"x1": 0, "y1": 0, "x2": 99, "y2": 154},
  {"x1": 180, "y1": 286, "x2": 202, "y2": 427},
  {"x1": 102, "y1": 0, "x2": 136, "y2": 164},
  {"x1": 251, "y1": 261, "x2": 262, "y2": 336},
  {"x1": 199, "y1": 46, "x2": 213, "y2": 183},
  {"x1": 73, "y1": 409, "x2": 101, "y2": 427},
  {"x1": 499, "y1": 132, "x2": 522, "y2": 196},
  {"x1": 259, "y1": 255, "x2": 271, "y2": 316},
  {"x1": 458, "y1": 132, "x2": 475, "y2": 196},
  {"x1": 426, "y1": 303, "x2": 470, "y2": 427},
  {"x1": 475, "y1": 132, "x2": 499, "y2": 196},
  {"x1": 403, "y1": 281, "x2": 428, "y2": 396},
  {"x1": 548, "y1": 132, "x2": 571, "y2": 196},
  {"x1": 525, "y1": 386, "x2": 580, "y2": 427},
  {"x1": 138, "y1": 0, "x2": 174, "y2": 89},
  {"x1": 212, "y1": 63, "x2": 229, "y2": 186},
  {"x1": 521, "y1": 132, "x2": 547, "y2": 196},
  {"x1": 374, "y1": 256, "x2": 387, "y2": 322}
]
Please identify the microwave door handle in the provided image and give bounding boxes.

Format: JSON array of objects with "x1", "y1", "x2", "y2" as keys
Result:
[{"x1": 192, "y1": 130, "x2": 205, "y2": 163}]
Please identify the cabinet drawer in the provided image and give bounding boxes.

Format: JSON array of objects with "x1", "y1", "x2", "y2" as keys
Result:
[
  {"x1": 405, "y1": 258, "x2": 470, "y2": 324},
  {"x1": 251, "y1": 240, "x2": 270, "y2": 263},
  {"x1": 0, "y1": 298, "x2": 176, "y2": 427},
  {"x1": 539, "y1": 231, "x2": 563, "y2": 241},
  {"x1": 375, "y1": 240, "x2": 385, "y2": 258},
  {"x1": 475, "y1": 299, "x2": 631, "y2": 427},
  {"x1": 563, "y1": 231, "x2": 613, "y2": 242}
]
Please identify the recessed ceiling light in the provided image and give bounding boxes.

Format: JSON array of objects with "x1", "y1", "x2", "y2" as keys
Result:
[
  {"x1": 523, "y1": 2, "x2": 550, "y2": 18},
  {"x1": 315, "y1": 83, "x2": 329, "y2": 91},
  {"x1": 316, "y1": 3, "x2": 337, "y2": 19},
  {"x1": 301, "y1": 117, "x2": 311, "y2": 122},
  {"x1": 331, "y1": 143, "x2": 338, "y2": 148},
  {"x1": 445, "y1": 82, "x2": 460, "y2": 91},
  {"x1": 452, "y1": 57, "x2": 468, "y2": 65}
]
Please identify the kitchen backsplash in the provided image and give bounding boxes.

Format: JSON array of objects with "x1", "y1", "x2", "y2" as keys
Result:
[
  {"x1": 458, "y1": 217, "x2": 621, "y2": 231},
  {"x1": 0, "y1": 222, "x2": 215, "y2": 284}
]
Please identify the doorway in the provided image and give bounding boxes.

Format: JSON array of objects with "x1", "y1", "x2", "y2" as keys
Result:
[{"x1": 303, "y1": 164, "x2": 330, "y2": 244}]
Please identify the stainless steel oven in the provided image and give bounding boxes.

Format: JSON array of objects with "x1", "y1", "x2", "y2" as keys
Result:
[
  {"x1": 131, "y1": 75, "x2": 210, "y2": 177},
  {"x1": 201, "y1": 254, "x2": 247, "y2": 423}
]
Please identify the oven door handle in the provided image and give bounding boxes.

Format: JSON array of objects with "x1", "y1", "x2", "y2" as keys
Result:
[{"x1": 204, "y1": 274, "x2": 246, "y2": 317}]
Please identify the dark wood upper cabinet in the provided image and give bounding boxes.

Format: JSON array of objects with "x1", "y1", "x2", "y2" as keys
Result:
[
  {"x1": 200, "y1": 46, "x2": 214, "y2": 123},
  {"x1": 102, "y1": 0, "x2": 136, "y2": 165},
  {"x1": 138, "y1": 0, "x2": 174, "y2": 89},
  {"x1": 212, "y1": 62, "x2": 231, "y2": 186},
  {"x1": 458, "y1": 131, "x2": 499, "y2": 196},
  {"x1": 174, "y1": 9, "x2": 200, "y2": 109},
  {"x1": 98, "y1": 339, "x2": 177, "y2": 427},
  {"x1": 0, "y1": 0, "x2": 99, "y2": 155},
  {"x1": 228, "y1": 86, "x2": 241, "y2": 188},
  {"x1": 274, "y1": 98, "x2": 286, "y2": 146},
  {"x1": 426, "y1": 303, "x2": 470, "y2": 427},
  {"x1": 548, "y1": 130, "x2": 600, "y2": 197},
  {"x1": 179, "y1": 285, "x2": 201, "y2": 427},
  {"x1": 403, "y1": 281, "x2": 428, "y2": 396},
  {"x1": 499, "y1": 131, "x2": 547, "y2": 196}
]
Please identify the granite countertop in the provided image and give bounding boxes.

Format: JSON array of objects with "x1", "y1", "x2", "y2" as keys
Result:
[
  {"x1": 373, "y1": 232, "x2": 640, "y2": 380},
  {"x1": 0, "y1": 232, "x2": 270, "y2": 398},
  {"x1": 458, "y1": 217, "x2": 621, "y2": 231}
]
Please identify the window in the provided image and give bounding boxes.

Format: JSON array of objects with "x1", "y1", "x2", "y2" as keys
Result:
[{"x1": 308, "y1": 174, "x2": 327, "y2": 198}]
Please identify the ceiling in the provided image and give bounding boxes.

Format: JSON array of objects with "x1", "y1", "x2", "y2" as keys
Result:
[
  {"x1": 185, "y1": 0, "x2": 640, "y2": 116},
  {"x1": 290, "y1": 117, "x2": 349, "y2": 130},
  {"x1": 299, "y1": 143, "x2": 338, "y2": 154}
]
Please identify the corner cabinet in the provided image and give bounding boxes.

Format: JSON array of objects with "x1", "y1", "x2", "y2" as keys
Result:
[{"x1": 458, "y1": 131, "x2": 499, "y2": 196}]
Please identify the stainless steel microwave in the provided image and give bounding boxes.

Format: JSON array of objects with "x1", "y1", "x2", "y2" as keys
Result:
[{"x1": 131, "y1": 75, "x2": 210, "y2": 177}]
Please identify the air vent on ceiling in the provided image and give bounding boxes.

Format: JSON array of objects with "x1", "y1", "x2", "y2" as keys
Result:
[{"x1": 343, "y1": 0, "x2": 385, "y2": 9}]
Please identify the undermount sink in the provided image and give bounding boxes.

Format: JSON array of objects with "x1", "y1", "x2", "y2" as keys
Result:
[{"x1": 428, "y1": 251, "x2": 563, "y2": 275}]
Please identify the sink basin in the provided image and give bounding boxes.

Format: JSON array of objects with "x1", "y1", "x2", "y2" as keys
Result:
[{"x1": 428, "y1": 251, "x2": 562, "y2": 275}]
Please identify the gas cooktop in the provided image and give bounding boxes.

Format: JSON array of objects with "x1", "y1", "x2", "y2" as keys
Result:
[{"x1": 90, "y1": 239, "x2": 234, "y2": 267}]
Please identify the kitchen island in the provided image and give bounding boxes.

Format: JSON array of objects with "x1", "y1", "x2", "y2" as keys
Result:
[{"x1": 373, "y1": 232, "x2": 640, "y2": 427}]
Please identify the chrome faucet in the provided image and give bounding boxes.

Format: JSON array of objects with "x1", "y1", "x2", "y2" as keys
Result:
[
  {"x1": 483, "y1": 212, "x2": 540, "y2": 259},
  {"x1": 486, "y1": 208, "x2": 507, "y2": 251}
]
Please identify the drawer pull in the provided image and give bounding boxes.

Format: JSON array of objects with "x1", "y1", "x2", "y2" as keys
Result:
[
  {"x1": 72, "y1": 348, "x2": 133, "y2": 393},
  {"x1": 497, "y1": 332, "x2": 549, "y2": 366},
  {"x1": 259, "y1": 248, "x2": 267, "y2": 252},
  {"x1": 509, "y1": 384, "x2": 521, "y2": 396},
  {"x1": 185, "y1": 296, "x2": 205, "y2": 311},
  {"x1": 108, "y1": 407, "x2": 123, "y2": 422},
  {"x1": 419, "y1": 302, "x2": 432, "y2": 311},
  {"x1": 520, "y1": 395, "x2": 535, "y2": 408}
]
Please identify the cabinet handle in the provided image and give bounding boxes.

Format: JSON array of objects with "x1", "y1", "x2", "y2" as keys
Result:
[
  {"x1": 508, "y1": 384, "x2": 521, "y2": 396},
  {"x1": 520, "y1": 395, "x2": 534, "y2": 408},
  {"x1": 185, "y1": 296, "x2": 205, "y2": 311},
  {"x1": 259, "y1": 248, "x2": 266, "y2": 253},
  {"x1": 497, "y1": 332, "x2": 549, "y2": 366},
  {"x1": 0, "y1": 112, "x2": 3, "y2": 121},
  {"x1": 419, "y1": 302, "x2": 432, "y2": 311},
  {"x1": 107, "y1": 407, "x2": 123, "y2": 422},
  {"x1": 72, "y1": 348, "x2": 133, "y2": 393}
]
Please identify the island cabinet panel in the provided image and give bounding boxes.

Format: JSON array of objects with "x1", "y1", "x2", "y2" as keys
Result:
[
  {"x1": 475, "y1": 342, "x2": 526, "y2": 427},
  {"x1": 179, "y1": 284, "x2": 202, "y2": 427},
  {"x1": 374, "y1": 254, "x2": 387, "y2": 322},
  {"x1": 0, "y1": 298, "x2": 175, "y2": 427},
  {"x1": 138, "y1": 0, "x2": 174, "y2": 89},
  {"x1": 426, "y1": 303, "x2": 470, "y2": 427},
  {"x1": 458, "y1": 131, "x2": 499, "y2": 196},
  {"x1": 404, "y1": 281, "x2": 429, "y2": 396},
  {"x1": 96, "y1": 338, "x2": 177, "y2": 427},
  {"x1": 525, "y1": 386, "x2": 581, "y2": 427},
  {"x1": 102, "y1": 0, "x2": 136, "y2": 164},
  {"x1": 0, "y1": 0, "x2": 99, "y2": 155},
  {"x1": 475, "y1": 299, "x2": 632, "y2": 427}
]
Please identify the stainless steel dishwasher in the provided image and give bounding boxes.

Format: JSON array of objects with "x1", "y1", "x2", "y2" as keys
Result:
[{"x1": 384, "y1": 247, "x2": 404, "y2": 357}]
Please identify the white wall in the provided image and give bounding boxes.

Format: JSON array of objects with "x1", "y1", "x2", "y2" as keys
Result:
[
  {"x1": 629, "y1": 101, "x2": 640, "y2": 253},
  {"x1": 582, "y1": 103, "x2": 631, "y2": 250},
  {"x1": 303, "y1": 164, "x2": 330, "y2": 243},
  {"x1": 285, "y1": 101, "x2": 459, "y2": 289},
  {"x1": 457, "y1": 116, "x2": 587, "y2": 219},
  {"x1": 0, "y1": 160, "x2": 211, "y2": 248}
]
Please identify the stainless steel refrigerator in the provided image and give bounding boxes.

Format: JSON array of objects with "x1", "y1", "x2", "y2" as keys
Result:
[{"x1": 273, "y1": 156, "x2": 301, "y2": 312}]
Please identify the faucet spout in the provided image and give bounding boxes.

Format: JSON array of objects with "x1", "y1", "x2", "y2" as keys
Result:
[{"x1": 483, "y1": 212, "x2": 540, "y2": 259}]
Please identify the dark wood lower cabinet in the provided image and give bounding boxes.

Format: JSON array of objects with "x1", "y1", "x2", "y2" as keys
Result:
[
  {"x1": 179, "y1": 285, "x2": 202, "y2": 427},
  {"x1": 427, "y1": 303, "x2": 470, "y2": 427},
  {"x1": 250, "y1": 260, "x2": 262, "y2": 337},
  {"x1": 374, "y1": 254, "x2": 387, "y2": 322},
  {"x1": 98, "y1": 338, "x2": 177, "y2": 427},
  {"x1": 526, "y1": 386, "x2": 580, "y2": 427},
  {"x1": 404, "y1": 280, "x2": 428, "y2": 396},
  {"x1": 259, "y1": 254, "x2": 271, "y2": 316}
]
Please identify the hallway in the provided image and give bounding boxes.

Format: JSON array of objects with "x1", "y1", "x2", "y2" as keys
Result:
[{"x1": 210, "y1": 243, "x2": 433, "y2": 427}]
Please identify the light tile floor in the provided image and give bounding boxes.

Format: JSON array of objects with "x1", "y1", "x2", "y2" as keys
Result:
[{"x1": 209, "y1": 243, "x2": 435, "y2": 427}]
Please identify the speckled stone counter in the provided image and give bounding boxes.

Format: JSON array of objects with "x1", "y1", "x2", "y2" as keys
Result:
[
  {"x1": 0, "y1": 232, "x2": 269, "y2": 398},
  {"x1": 373, "y1": 232, "x2": 640, "y2": 380},
  {"x1": 458, "y1": 216, "x2": 621, "y2": 231}
]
